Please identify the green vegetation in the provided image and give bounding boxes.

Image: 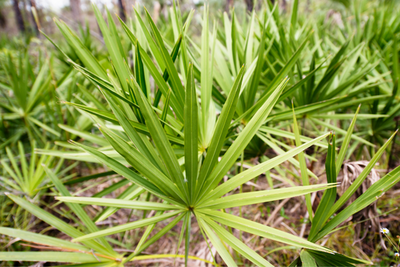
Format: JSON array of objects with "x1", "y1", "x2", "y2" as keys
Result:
[{"x1": 1, "y1": 0, "x2": 400, "y2": 266}]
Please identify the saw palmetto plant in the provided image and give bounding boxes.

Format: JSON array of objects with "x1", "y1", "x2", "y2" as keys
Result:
[
  {"x1": 0, "y1": 27, "x2": 106, "y2": 154},
  {"x1": 1, "y1": 0, "x2": 400, "y2": 266},
  {"x1": 0, "y1": 141, "x2": 71, "y2": 234},
  {"x1": 0, "y1": 141, "x2": 69, "y2": 198},
  {"x1": 0, "y1": 52, "x2": 62, "y2": 150},
  {"x1": 1, "y1": 5, "x2": 339, "y2": 265},
  {"x1": 182, "y1": 0, "x2": 392, "y2": 174}
]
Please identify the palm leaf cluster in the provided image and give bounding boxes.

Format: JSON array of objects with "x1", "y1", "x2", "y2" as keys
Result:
[{"x1": 1, "y1": 0, "x2": 400, "y2": 266}]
